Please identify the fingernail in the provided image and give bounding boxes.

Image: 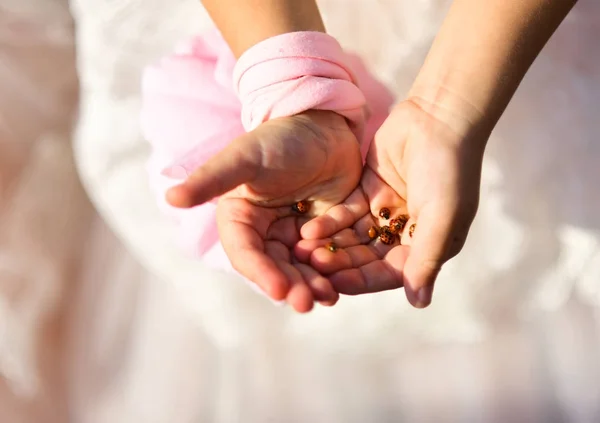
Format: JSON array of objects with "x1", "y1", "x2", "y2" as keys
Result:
[{"x1": 416, "y1": 284, "x2": 434, "y2": 308}]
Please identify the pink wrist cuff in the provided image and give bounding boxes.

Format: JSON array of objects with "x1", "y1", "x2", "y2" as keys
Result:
[{"x1": 233, "y1": 31, "x2": 367, "y2": 140}]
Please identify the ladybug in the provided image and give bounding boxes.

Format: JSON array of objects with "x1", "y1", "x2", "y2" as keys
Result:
[
  {"x1": 389, "y1": 215, "x2": 408, "y2": 234},
  {"x1": 292, "y1": 200, "x2": 309, "y2": 214},
  {"x1": 367, "y1": 226, "x2": 379, "y2": 240},
  {"x1": 326, "y1": 242, "x2": 338, "y2": 253},
  {"x1": 378, "y1": 225, "x2": 396, "y2": 245},
  {"x1": 379, "y1": 207, "x2": 391, "y2": 220},
  {"x1": 409, "y1": 223, "x2": 416, "y2": 238}
]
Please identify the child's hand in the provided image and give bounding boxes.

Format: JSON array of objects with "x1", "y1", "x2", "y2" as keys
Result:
[
  {"x1": 296, "y1": 99, "x2": 487, "y2": 308},
  {"x1": 166, "y1": 110, "x2": 362, "y2": 312}
]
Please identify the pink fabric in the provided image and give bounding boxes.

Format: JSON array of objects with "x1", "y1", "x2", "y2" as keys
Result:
[
  {"x1": 141, "y1": 29, "x2": 394, "y2": 277},
  {"x1": 233, "y1": 31, "x2": 367, "y2": 140}
]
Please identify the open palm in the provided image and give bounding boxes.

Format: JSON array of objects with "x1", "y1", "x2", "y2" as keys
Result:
[
  {"x1": 295, "y1": 100, "x2": 486, "y2": 308},
  {"x1": 167, "y1": 110, "x2": 363, "y2": 312}
]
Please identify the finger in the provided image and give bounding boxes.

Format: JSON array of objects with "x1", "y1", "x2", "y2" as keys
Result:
[
  {"x1": 231, "y1": 247, "x2": 290, "y2": 301},
  {"x1": 402, "y1": 204, "x2": 458, "y2": 308},
  {"x1": 263, "y1": 240, "x2": 313, "y2": 312},
  {"x1": 295, "y1": 264, "x2": 339, "y2": 307},
  {"x1": 329, "y1": 246, "x2": 409, "y2": 295},
  {"x1": 277, "y1": 262, "x2": 314, "y2": 313},
  {"x1": 266, "y1": 216, "x2": 310, "y2": 248},
  {"x1": 314, "y1": 233, "x2": 402, "y2": 274},
  {"x1": 166, "y1": 132, "x2": 260, "y2": 208},
  {"x1": 300, "y1": 188, "x2": 369, "y2": 239},
  {"x1": 311, "y1": 245, "x2": 378, "y2": 275},
  {"x1": 295, "y1": 217, "x2": 400, "y2": 274},
  {"x1": 294, "y1": 218, "x2": 376, "y2": 263},
  {"x1": 217, "y1": 201, "x2": 289, "y2": 301},
  {"x1": 265, "y1": 240, "x2": 337, "y2": 307},
  {"x1": 264, "y1": 240, "x2": 291, "y2": 262},
  {"x1": 350, "y1": 215, "x2": 387, "y2": 245},
  {"x1": 267, "y1": 217, "x2": 301, "y2": 248},
  {"x1": 360, "y1": 168, "x2": 407, "y2": 220},
  {"x1": 295, "y1": 209, "x2": 401, "y2": 269}
]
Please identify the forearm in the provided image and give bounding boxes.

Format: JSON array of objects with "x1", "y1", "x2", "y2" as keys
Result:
[
  {"x1": 408, "y1": 0, "x2": 577, "y2": 137},
  {"x1": 201, "y1": 0, "x2": 325, "y2": 57}
]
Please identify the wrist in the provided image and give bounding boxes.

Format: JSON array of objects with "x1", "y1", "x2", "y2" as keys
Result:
[
  {"x1": 406, "y1": 73, "x2": 495, "y2": 150},
  {"x1": 405, "y1": 0, "x2": 577, "y2": 147},
  {"x1": 202, "y1": 0, "x2": 325, "y2": 57}
]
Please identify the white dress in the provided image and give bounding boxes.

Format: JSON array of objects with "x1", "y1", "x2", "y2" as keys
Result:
[{"x1": 1, "y1": 0, "x2": 599, "y2": 421}]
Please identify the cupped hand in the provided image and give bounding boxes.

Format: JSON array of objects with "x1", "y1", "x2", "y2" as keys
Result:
[
  {"x1": 166, "y1": 110, "x2": 363, "y2": 313},
  {"x1": 296, "y1": 98, "x2": 487, "y2": 308}
]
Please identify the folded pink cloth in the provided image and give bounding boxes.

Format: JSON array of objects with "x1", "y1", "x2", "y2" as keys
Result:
[
  {"x1": 141, "y1": 29, "x2": 394, "y2": 280},
  {"x1": 234, "y1": 31, "x2": 368, "y2": 140}
]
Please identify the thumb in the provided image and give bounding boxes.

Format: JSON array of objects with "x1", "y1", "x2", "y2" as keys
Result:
[
  {"x1": 166, "y1": 132, "x2": 260, "y2": 208},
  {"x1": 402, "y1": 205, "x2": 458, "y2": 308}
]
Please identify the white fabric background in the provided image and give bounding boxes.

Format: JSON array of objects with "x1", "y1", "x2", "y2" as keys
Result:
[{"x1": 1, "y1": 0, "x2": 599, "y2": 421}]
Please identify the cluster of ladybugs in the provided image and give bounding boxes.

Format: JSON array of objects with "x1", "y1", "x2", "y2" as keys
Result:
[
  {"x1": 369, "y1": 207, "x2": 415, "y2": 245},
  {"x1": 292, "y1": 201, "x2": 416, "y2": 253}
]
